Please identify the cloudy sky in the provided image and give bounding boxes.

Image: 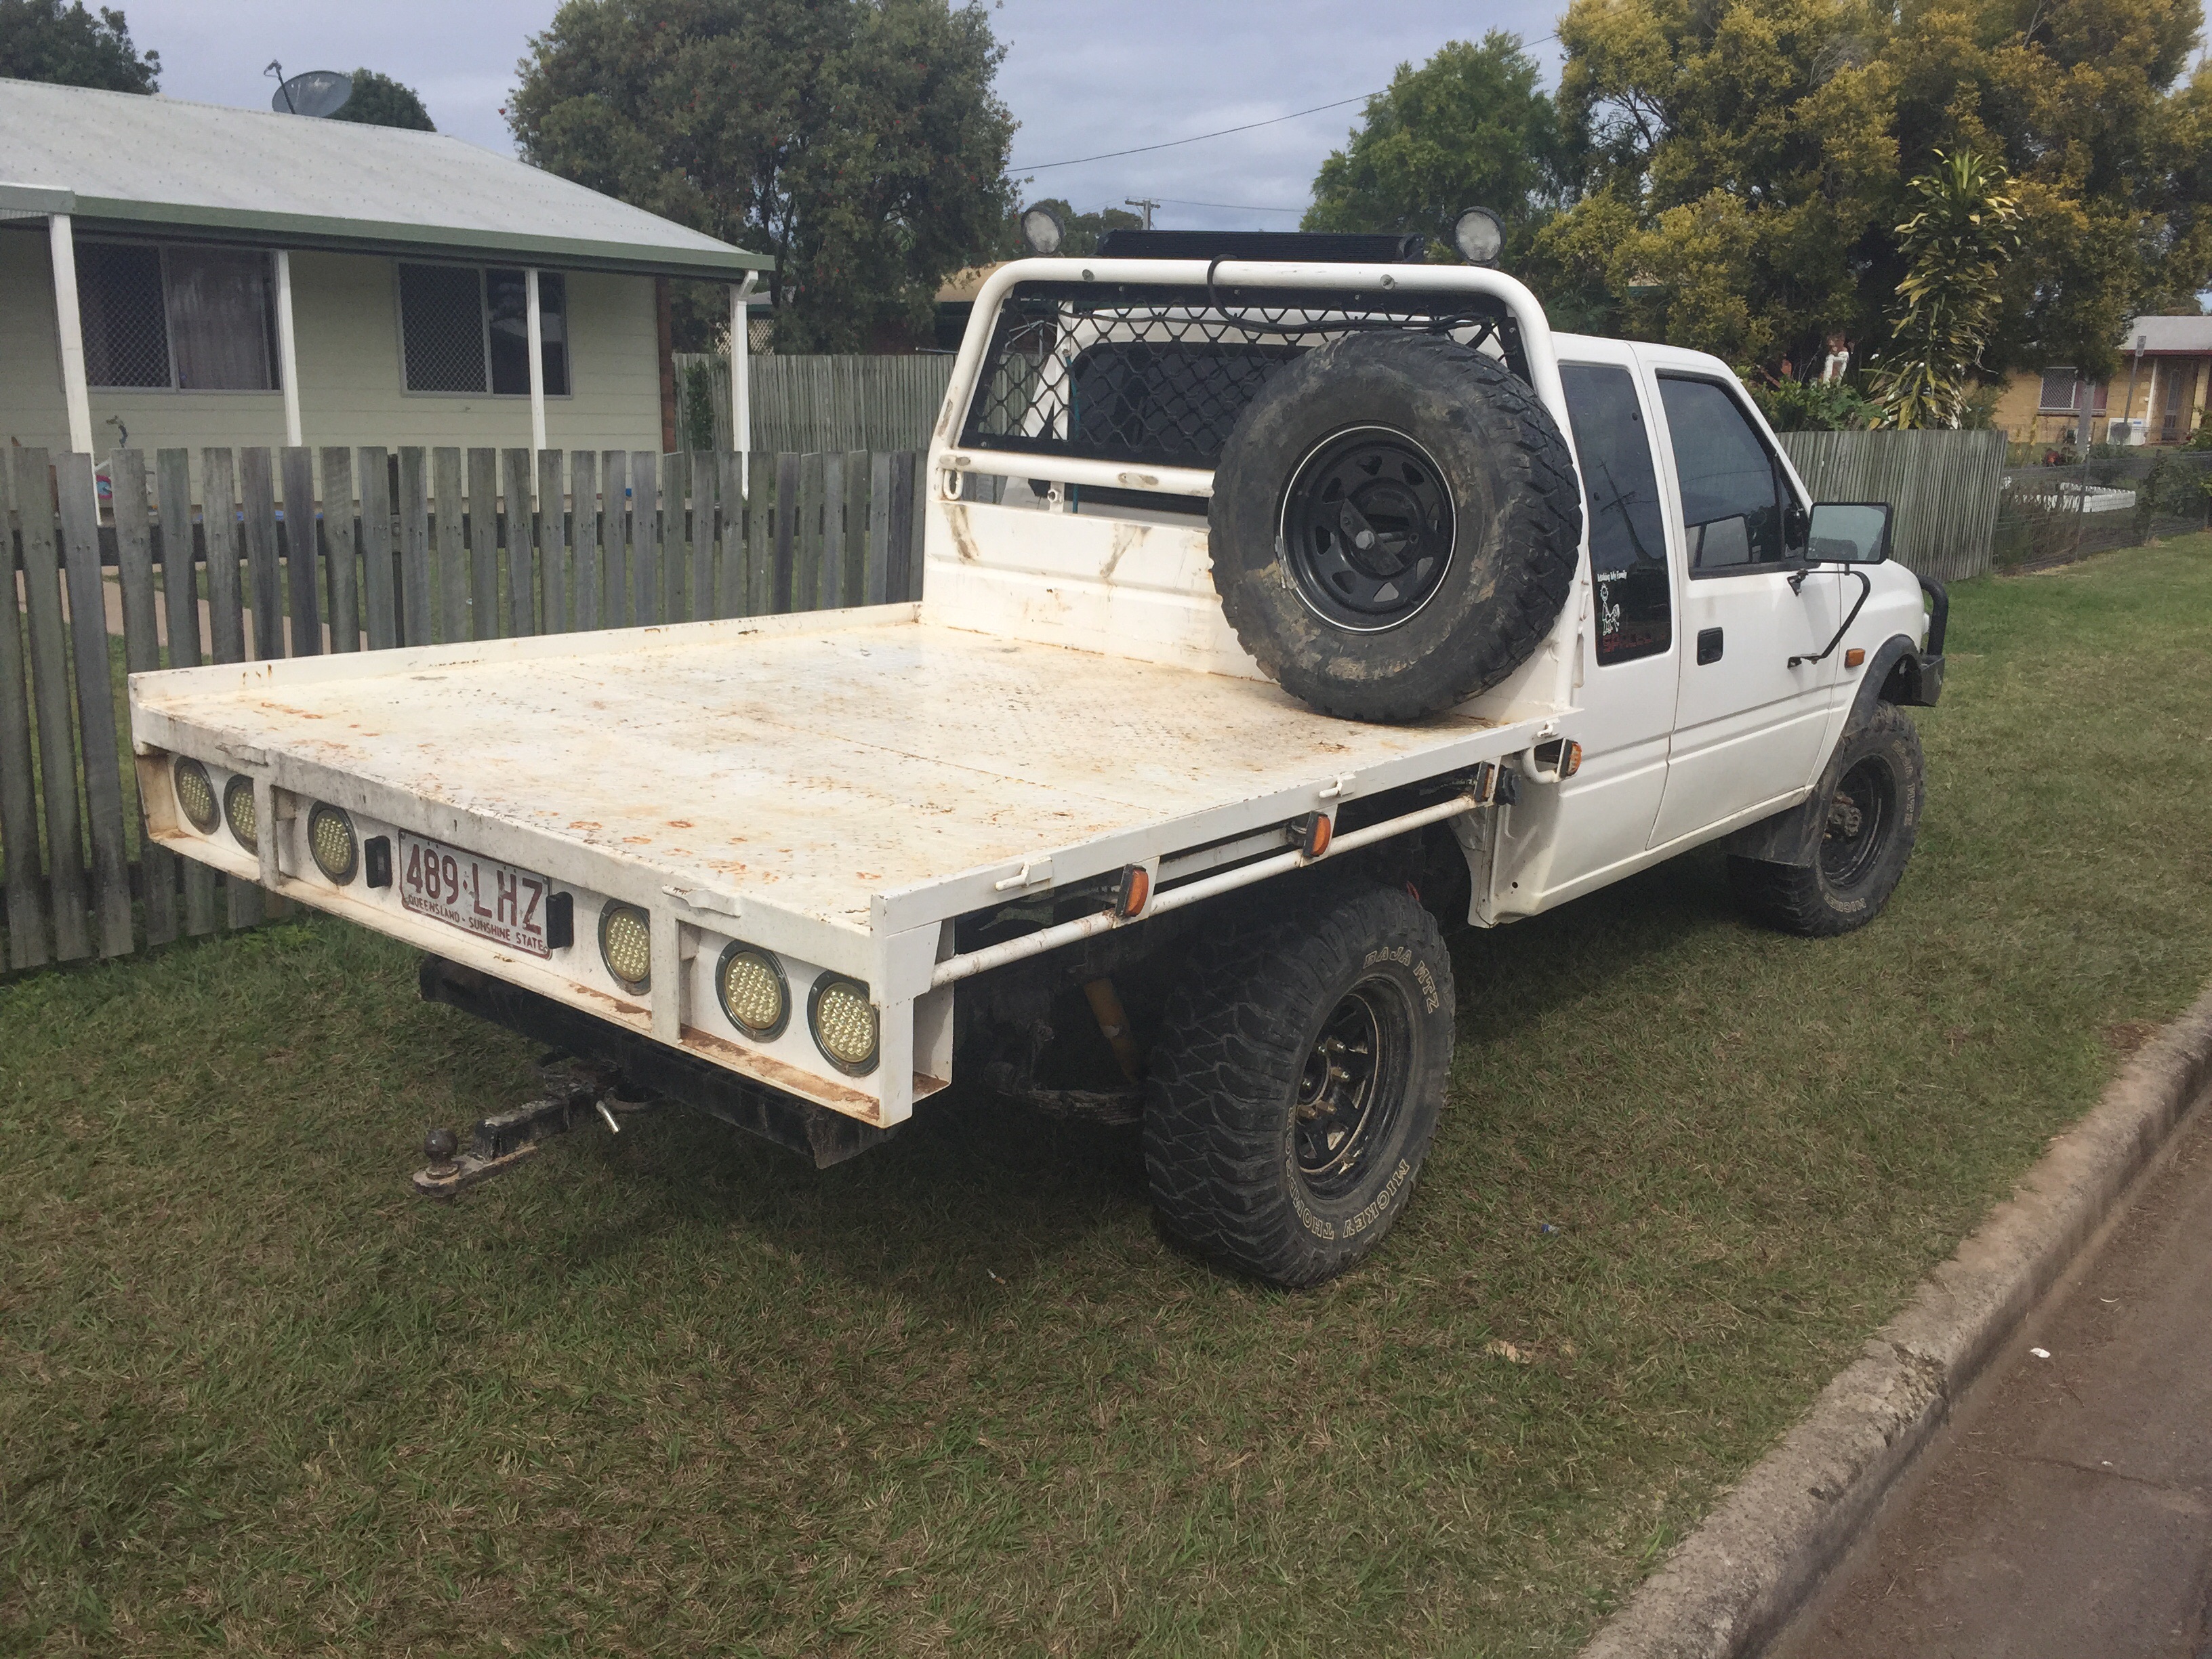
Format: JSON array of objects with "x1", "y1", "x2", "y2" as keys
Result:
[{"x1": 118, "y1": 0, "x2": 1566, "y2": 236}]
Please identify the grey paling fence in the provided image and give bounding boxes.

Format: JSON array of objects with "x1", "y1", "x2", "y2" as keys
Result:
[
  {"x1": 1, "y1": 443, "x2": 926, "y2": 975},
  {"x1": 675, "y1": 353, "x2": 958, "y2": 454},
  {"x1": 1992, "y1": 447, "x2": 2212, "y2": 571},
  {"x1": 1777, "y1": 429, "x2": 2007, "y2": 582}
]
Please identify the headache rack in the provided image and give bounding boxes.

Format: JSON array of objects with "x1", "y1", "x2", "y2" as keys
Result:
[{"x1": 935, "y1": 259, "x2": 1565, "y2": 505}]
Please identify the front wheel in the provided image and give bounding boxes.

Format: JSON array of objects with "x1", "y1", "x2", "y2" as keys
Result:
[
  {"x1": 1143, "y1": 883, "x2": 1454, "y2": 1286},
  {"x1": 1732, "y1": 700, "x2": 1925, "y2": 936}
]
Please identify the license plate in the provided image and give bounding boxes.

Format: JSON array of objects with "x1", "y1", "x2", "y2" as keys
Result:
[{"x1": 397, "y1": 833, "x2": 554, "y2": 958}]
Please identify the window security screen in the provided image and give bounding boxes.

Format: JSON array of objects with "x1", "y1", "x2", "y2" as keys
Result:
[
  {"x1": 400, "y1": 264, "x2": 488, "y2": 392},
  {"x1": 402, "y1": 265, "x2": 570, "y2": 396},
  {"x1": 76, "y1": 243, "x2": 279, "y2": 391},
  {"x1": 77, "y1": 243, "x2": 170, "y2": 388}
]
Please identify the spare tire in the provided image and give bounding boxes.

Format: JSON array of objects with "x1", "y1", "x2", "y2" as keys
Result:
[{"x1": 1208, "y1": 332, "x2": 1582, "y2": 722}]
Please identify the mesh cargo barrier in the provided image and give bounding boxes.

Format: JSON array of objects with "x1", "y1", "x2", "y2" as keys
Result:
[{"x1": 956, "y1": 279, "x2": 1523, "y2": 473}]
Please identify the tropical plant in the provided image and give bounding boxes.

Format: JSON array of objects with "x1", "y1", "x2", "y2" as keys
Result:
[
  {"x1": 1750, "y1": 375, "x2": 1877, "y2": 432},
  {"x1": 1865, "y1": 151, "x2": 2022, "y2": 428},
  {"x1": 1534, "y1": 0, "x2": 2211, "y2": 379}
]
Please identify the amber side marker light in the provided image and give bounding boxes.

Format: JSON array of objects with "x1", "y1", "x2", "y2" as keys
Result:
[
  {"x1": 1845, "y1": 647, "x2": 1866, "y2": 669},
  {"x1": 1292, "y1": 811, "x2": 1334, "y2": 857},
  {"x1": 1114, "y1": 863, "x2": 1151, "y2": 918},
  {"x1": 1534, "y1": 739, "x2": 1584, "y2": 779}
]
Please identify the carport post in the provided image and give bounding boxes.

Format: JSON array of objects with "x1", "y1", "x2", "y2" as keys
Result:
[
  {"x1": 731, "y1": 272, "x2": 758, "y2": 488},
  {"x1": 525, "y1": 267, "x2": 548, "y2": 453},
  {"x1": 273, "y1": 249, "x2": 302, "y2": 445},
  {"x1": 47, "y1": 213, "x2": 94, "y2": 454}
]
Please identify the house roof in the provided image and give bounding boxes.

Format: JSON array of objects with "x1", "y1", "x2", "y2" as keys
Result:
[
  {"x1": 935, "y1": 262, "x2": 1006, "y2": 304},
  {"x1": 0, "y1": 79, "x2": 769, "y2": 280},
  {"x1": 2122, "y1": 314, "x2": 2212, "y2": 354}
]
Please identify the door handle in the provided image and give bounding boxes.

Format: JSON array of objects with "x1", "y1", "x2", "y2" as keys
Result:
[{"x1": 1696, "y1": 627, "x2": 1723, "y2": 665}]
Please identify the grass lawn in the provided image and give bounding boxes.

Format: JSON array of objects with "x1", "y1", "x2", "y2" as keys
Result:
[{"x1": 5, "y1": 538, "x2": 2211, "y2": 1656}]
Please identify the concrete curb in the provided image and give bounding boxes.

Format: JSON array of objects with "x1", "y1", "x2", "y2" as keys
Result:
[{"x1": 1580, "y1": 980, "x2": 2212, "y2": 1659}]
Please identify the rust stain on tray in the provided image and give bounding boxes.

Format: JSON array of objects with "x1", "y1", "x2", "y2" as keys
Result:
[{"x1": 680, "y1": 1026, "x2": 880, "y2": 1120}]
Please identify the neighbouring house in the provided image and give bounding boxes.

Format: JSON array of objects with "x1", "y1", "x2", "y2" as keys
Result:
[
  {"x1": 0, "y1": 79, "x2": 769, "y2": 458},
  {"x1": 934, "y1": 262, "x2": 1006, "y2": 351},
  {"x1": 1990, "y1": 314, "x2": 2212, "y2": 449}
]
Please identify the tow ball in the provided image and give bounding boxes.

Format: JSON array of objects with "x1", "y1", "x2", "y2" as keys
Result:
[{"x1": 413, "y1": 1059, "x2": 657, "y2": 1198}]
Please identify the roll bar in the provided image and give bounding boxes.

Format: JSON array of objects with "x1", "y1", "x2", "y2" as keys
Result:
[{"x1": 928, "y1": 258, "x2": 1572, "y2": 502}]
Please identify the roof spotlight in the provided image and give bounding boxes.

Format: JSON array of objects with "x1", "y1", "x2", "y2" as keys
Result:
[
  {"x1": 1019, "y1": 203, "x2": 1066, "y2": 257},
  {"x1": 1453, "y1": 206, "x2": 1504, "y2": 266}
]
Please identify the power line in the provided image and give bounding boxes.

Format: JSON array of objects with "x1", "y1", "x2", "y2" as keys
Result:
[
  {"x1": 1011, "y1": 91, "x2": 1379, "y2": 172},
  {"x1": 1009, "y1": 33, "x2": 1569, "y2": 176},
  {"x1": 1155, "y1": 197, "x2": 1308, "y2": 213}
]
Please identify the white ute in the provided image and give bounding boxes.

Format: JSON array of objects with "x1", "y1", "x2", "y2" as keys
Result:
[{"x1": 129, "y1": 230, "x2": 1944, "y2": 1286}]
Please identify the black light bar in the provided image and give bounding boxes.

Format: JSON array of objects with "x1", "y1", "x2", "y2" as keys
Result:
[{"x1": 1090, "y1": 229, "x2": 1429, "y2": 264}]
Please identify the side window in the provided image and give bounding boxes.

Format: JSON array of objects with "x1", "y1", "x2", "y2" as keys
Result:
[
  {"x1": 1657, "y1": 376, "x2": 1790, "y2": 572},
  {"x1": 1561, "y1": 363, "x2": 1671, "y2": 663}
]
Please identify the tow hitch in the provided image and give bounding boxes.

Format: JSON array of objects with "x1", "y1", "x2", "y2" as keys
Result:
[{"x1": 412, "y1": 1059, "x2": 655, "y2": 1197}]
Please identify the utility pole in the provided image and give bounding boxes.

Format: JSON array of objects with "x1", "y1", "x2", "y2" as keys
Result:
[{"x1": 1124, "y1": 197, "x2": 1160, "y2": 230}]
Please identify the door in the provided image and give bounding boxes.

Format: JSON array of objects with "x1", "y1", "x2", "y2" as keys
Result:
[
  {"x1": 1528, "y1": 350, "x2": 1681, "y2": 897},
  {"x1": 2157, "y1": 362, "x2": 2200, "y2": 445},
  {"x1": 1647, "y1": 369, "x2": 1841, "y2": 847}
]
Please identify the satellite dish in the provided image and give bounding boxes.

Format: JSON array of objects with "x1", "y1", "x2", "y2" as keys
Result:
[{"x1": 266, "y1": 64, "x2": 352, "y2": 118}]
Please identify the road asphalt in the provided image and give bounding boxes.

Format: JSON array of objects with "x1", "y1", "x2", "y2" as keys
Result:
[{"x1": 1771, "y1": 1098, "x2": 2212, "y2": 1659}]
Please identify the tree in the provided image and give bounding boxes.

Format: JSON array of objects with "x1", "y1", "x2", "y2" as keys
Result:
[
  {"x1": 0, "y1": 0, "x2": 157, "y2": 91},
  {"x1": 509, "y1": 0, "x2": 1015, "y2": 353},
  {"x1": 332, "y1": 68, "x2": 434, "y2": 131},
  {"x1": 1532, "y1": 0, "x2": 2212, "y2": 381},
  {"x1": 1303, "y1": 34, "x2": 1574, "y2": 266},
  {"x1": 1866, "y1": 150, "x2": 2022, "y2": 428}
]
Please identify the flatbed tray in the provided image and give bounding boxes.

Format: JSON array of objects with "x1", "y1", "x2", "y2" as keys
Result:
[{"x1": 130, "y1": 605, "x2": 1548, "y2": 941}]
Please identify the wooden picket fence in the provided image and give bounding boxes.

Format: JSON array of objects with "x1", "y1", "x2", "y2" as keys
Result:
[
  {"x1": 1777, "y1": 428, "x2": 2007, "y2": 583},
  {"x1": 674, "y1": 352, "x2": 958, "y2": 453},
  {"x1": 0, "y1": 444, "x2": 926, "y2": 975}
]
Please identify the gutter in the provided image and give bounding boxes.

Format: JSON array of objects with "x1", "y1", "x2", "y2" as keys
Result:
[{"x1": 0, "y1": 182, "x2": 771, "y2": 282}]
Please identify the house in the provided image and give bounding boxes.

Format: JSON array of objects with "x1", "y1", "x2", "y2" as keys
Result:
[
  {"x1": 934, "y1": 262, "x2": 1006, "y2": 351},
  {"x1": 0, "y1": 79, "x2": 768, "y2": 457},
  {"x1": 1990, "y1": 315, "x2": 2212, "y2": 449}
]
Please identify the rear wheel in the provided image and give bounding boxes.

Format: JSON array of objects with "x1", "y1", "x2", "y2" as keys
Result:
[
  {"x1": 1143, "y1": 883, "x2": 1454, "y2": 1286},
  {"x1": 1732, "y1": 701, "x2": 1925, "y2": 936}
]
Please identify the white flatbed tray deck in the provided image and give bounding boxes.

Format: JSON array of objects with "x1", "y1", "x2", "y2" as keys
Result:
[
  {"x1": 130, "y1": 600, "x2": 1553, "y2": 922},
  {"x1": 131, "y1": 605, "x2": 1555, "y2": 1126}
]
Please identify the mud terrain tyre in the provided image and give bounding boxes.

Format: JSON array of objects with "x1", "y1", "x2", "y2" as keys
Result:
[
  {"x1": 1208, "y1": 331, "x2": 1582, "y2": 722},
  {"x1": 1732, "y1": 701, "x2": 1925, "y2": 936},
  {"x1": 1143, "y1": 882, "x2": 1454, "y2": 1286}
]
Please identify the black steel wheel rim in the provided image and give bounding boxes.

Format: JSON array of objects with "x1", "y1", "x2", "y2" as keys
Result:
[
  {"x1": 1293, "y1": 979, "x2": 1412, "y2": 1200},
  {"x1": 1822, "y1": 756, "x2": 1895, "y2": 888},
  {"x1": 1279, "y1": 426, "x2": 1456, "y2": 631}
]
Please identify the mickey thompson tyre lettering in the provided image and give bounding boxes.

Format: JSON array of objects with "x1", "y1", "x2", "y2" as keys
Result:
[
  {"x1": 1206, "y1": 331, "x2": 1583, "y2": 724},
  {"x1": 1143, "y1": 883, "x2": 1454, "y2": 1287}
]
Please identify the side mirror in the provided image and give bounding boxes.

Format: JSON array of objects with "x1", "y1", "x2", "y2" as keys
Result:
[{"x1": 1807, "y1": 501, "x2": 1892, "y2": 565}]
